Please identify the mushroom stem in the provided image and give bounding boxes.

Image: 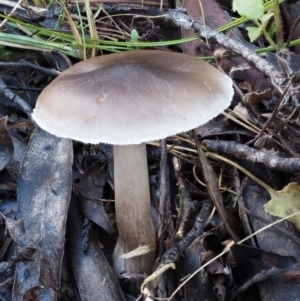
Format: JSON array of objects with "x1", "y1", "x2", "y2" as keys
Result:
[{"x1": 113, "y1": 143, "x2": 156, "y2": 276}]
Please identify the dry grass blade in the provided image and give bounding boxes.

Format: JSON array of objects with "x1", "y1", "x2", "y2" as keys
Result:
[
  {"x1": 59, "y1": 0, "x2": 83, "y2": 58},
  {"x1": 84, "y1": 0, "x2": 99, "y2": 57},
  {"x1": 0, "y1": 0, "x2": 22, "y2": 28}
]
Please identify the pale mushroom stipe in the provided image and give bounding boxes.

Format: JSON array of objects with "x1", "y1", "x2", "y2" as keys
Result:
[{"x1": 32, "y1": 50, "x2": 234, "y2": 278}]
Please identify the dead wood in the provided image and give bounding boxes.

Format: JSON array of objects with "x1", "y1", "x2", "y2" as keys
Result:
[
  {"x1": 165, "y1": 8, "x2": 286, "y2": 85},
  {"x1": 204, "y1": 139, "x2": 300, "y2": 174}
]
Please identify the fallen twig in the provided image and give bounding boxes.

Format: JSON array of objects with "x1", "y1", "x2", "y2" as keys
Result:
[
  {"x1": 0, "y1": 79, "x2": 32, "y2": 118},
  {"x1": 0, "y1": 61, "x2": 59, "y2": 77},
  {"x1": 204, "y1": 139, "x2": 300, "y2": 174},
  {"x1": 165, "y1": 8, "x2": 285, "y2": 85}
]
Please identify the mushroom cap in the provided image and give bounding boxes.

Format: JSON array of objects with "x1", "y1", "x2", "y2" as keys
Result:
[{"x1": 32, "y1": 50, "x2": 233, "y2": 145}]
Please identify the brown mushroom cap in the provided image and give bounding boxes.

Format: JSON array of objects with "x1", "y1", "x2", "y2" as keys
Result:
[{"x1": 32, "y1": 50, "x2": 233, "y2": 144}]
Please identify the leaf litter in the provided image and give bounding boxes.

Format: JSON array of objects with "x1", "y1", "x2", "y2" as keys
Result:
[{"x1": 1, "y1": 0, "x2": 300, "y2": 300}]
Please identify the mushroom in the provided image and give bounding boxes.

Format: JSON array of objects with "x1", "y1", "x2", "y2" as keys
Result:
[{"x1": 32, "y1": 50, "x2": 233, "y2": 278}]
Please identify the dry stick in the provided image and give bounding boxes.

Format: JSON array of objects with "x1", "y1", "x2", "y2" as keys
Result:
[
  {"x1": 142, "y1": 168, "x2": 211, "y2": 298},
  {"x1": 145, "y1": 201, "x2": 212, "y2": 300},
  {"x1": 158, "y1": 139, "x2": 168, "y2": 258},
  {"x1": 0, "y1": 61, "x2": 60, "y2": 77},
  {"x1": 246, "y1": 76, "x2": 294, "y2": 145},
  {"x1": 6, "y1": 86, "x2": 42, "y2": 92},
  {"x1": 156, "y1": 138, "x2": 169, "y2": 300},
  {"x1": 176, "y1": 189, "x2": 202, "y2": 240},
  {"x1": 165, "y1": 8, "x2": 285, "y2": 85},
  {"x1": 0, "y1": 79, "x2": 32, "y2": 119},
  {"x1": 203, "y1": 139, "x2": 300, "y2": 174},
  {"x1": 273, "y1": 134, "x2": 299, "y2": 158},
  {"x1": 169, "y1": 209, "x2": 300, "y2": 300},
  {"x1": 230, "y1": 267, "x2": 286, "y2": 301},
  {"x1": 173, "y1": 156, "x2": 202, "y2": 238},
  {"x1": 173, "y1": 156, "x2": 185, "y2": 189},
  {"x1": 158, "y1": 200, "x2": 213, "y2": 268},
  {"x1": 285, "y1": 15, "x2": 300, "y2": 49}
]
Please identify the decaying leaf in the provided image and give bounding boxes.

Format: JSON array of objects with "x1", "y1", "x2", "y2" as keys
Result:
[
  {"x1": 13, "y1": 127, "x2": 73, "y2": 300},
  {"x1": 77, "y1": 161, "x2": 114, "y2": 234},
  {"x1": 264, "y1": 182, "x2": 300, "y2": 230},
  {"x1": 67, "y1": 198, "x2": 126, "y2": 301}
]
